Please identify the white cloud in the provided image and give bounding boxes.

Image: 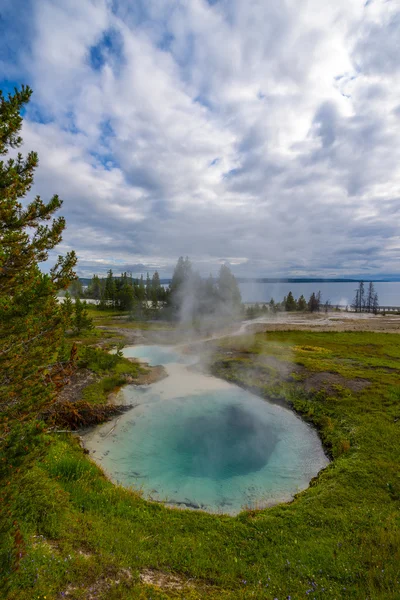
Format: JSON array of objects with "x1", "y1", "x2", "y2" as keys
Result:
[{"x1": 3, "y1": 0, "x2": 400, "y2": 277}]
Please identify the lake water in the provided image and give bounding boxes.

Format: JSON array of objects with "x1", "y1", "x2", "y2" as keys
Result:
[
  {"x1": 238, "y1": 281, "x2": 400, "y2": 306},
  {"x1": 85, "y1": 345, "x2": 329, "y2": 514}
]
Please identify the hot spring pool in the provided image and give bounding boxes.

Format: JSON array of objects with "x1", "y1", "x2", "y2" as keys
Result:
[{"x1": 84, "y1": 345, "x2": 329, "y2": 514}]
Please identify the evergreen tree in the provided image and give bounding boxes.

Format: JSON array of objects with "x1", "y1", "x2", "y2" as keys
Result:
[
  {"x1": 68, "y1": 278, "x2": 83, "y2": 299},
  {"x1": 216, "y1": 264, "x2": 242, "y2": 314},
  {"x1": 366, "y1": 282, "x2": 376, "y2": 313},
  {"x1": 105, "y1": 269, "x2": 116, "y2": 307},
  {"x1": 359, "y1": 281, "x2": 365, "y2": 312},
  {"x1": 352, "y1": 282, "x2": 365, "y2": 313},
  {"x1": 117, "y1": 281, "x2": 135, "y2": 311},
  {"x1": 0, "y1": 86, "x2": 76, "y2": 420},
  {"x1": 151, "y1": 271, "x2": 162, "y2": 307},
  {"x1": 285, "y1": 291, "x2": 297, "y2": 311},
  {"x1": 73, "y1": 298, "x2": 93, "y2": 334},
  {"x1": 62, "y1": 292, "x2": 74, "y2": 322},
  {"x1": 308, "y1": 291, "x2": 322, "y2": 312},
  {"x1": 372, "y1": 293, "x2": 379, "y2": 315},
  {"x1": 88, "y1": 274, "x2": 101, "y2": 301},
  {"x1": 352, "y1": 290, "x2": 360, "y2": 313},
  {"x1": 297, "y1": 294, "x2": 307, "y2": 311},
  {"x1": 168, "y1": 257, "x2": 193, "y2": 314},
  {"x1": 145, "y1": 272, "x2": 151, "y2": 301},
  {"x1": 200, "y1": 274, "x2": 217, "y2": 315},
  {"x1": 137, "y1": 275, "x2": 146, "y2": 302}
]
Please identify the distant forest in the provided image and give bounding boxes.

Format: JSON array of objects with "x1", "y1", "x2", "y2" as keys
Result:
[
  {"x1": 68, "y1": 266, "x2": 380, "y2": 321},
  {"x1": 67, "y1": 257, "x2": 243, "y2": 323}
]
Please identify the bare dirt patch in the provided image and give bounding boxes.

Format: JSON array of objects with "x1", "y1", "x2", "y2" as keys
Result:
[
  {"x1": 303, "y1": 371, "x2": 371, "y2": 394},
  {"x1": 55, "y1": 368, "x2": 99, "y2": 404},
  {"x1": 125, "y1": 360, "x2": 167, "y2": 385},
  {"x1": 140, "y1": 568, "x2": 194, "y2": 590},
  {"x1": 61, "y1": 567, "x2": 132, "y2": 599}
]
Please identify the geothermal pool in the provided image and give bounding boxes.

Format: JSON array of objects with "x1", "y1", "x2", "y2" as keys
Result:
[{"x1": 84, "y1": 345, "x2": 329, "y2": 514}]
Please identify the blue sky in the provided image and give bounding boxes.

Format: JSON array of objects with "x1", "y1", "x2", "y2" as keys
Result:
[{"x1": 1, "y1": 0, "x2": 399, "y2": 278}]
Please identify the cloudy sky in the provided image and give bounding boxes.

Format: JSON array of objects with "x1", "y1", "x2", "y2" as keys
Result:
[{"x1": 1, "y1": 0, "x2": 399, "y2": 278}]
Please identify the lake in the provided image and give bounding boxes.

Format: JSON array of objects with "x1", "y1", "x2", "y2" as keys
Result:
[{"x1": 238, "y1": 281, "x2": 400, "y2": 306}]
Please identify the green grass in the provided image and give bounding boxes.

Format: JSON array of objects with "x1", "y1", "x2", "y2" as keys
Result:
[
  {"x1": 78, "y1": 345, "x2": 147, "y2": 405},
  {"x1": 85, "y1": 307, "x2": 130, "y2": 320},
  {"x1": 98, "y1": 319, "x2": 176, "y2": 331},
  {"x1": 1, "y1": 330, "x2": 400, "y2": 599},
  {"x1": 84, "y1": 307, "x2": 175, "y2": 331},
  {"x1": 81, "y1": 376, "x2": 128, "y2": 405}
]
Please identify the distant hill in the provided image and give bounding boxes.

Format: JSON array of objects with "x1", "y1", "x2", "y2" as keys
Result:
[{"x1": 78, "y1": 276, "x2": 400, "y2": 286}]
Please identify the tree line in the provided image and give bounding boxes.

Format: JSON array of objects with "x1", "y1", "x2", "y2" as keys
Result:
[
  {"x1": 68, "y1": 269, "x2": 167, "y2": 312},
  {"x1": 68, "y1": 256, "x2": 243, "y2": 323},
  {"x1": 246, "y1": 284, "x2": 380, "y2": 319},
  {"x1": 245, "y1": 290, "x2": 329, "y2": 318}
]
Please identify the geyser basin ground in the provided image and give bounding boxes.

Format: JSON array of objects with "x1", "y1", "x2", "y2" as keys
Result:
[{"x1": 85, "y1": 345, "x2": 329, "y2": 514}]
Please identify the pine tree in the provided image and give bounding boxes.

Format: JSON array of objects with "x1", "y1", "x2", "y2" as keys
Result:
[
  {"x1": 0, "y1": 86, "x2": 76, "y2": 420},
  {"x1": 352, "y1": 282, "x2": 365, "y2": 313},
  {"x1": 151, "y1": 271, "x2": 161, "y2": 307},
  {"x1": 372, "y1": 293, "x2": 379, "y2": 315},
  {"x1": 68, "y1": 278, "x2": 83, "y2": 299},
  {"x1": 352, "y1": 289, "x2": 360, "y2": 313},
  {"x1": 217, "y1": 264, "x2": 242, "y2": 314},
  {"x1": 62, "y1": 292, "x2": 74, "y2": 321},
  {"x1": 200, "y1": 274, "x2": 217, "y2": 315},
  {"x1": 145, "y1": 272, "x2": 151, "y2": 301},
  {"x1": 285, "y1": 291, "x2": 297, "y2": 311},
  {"x1": 168, "y1": 257, "x2": 193, "y2": 314},
  {"x1": 73, "y1": 298, "x2": 93, "y2": 333},
  {"x1": 308, "y1": 291, "x2": 322, "y2": 312},
  {"x1": 117, "y1": 282, "x2": 135, "y2": 311},
  {"x1": 359, "y1": 282, "x2": 365, "y2": 312},
  {"x1": 105, "y1": 269, "x2": 116, "y2": 307},
  {"x1": 297, "y1": 295, "x2": 307, "y2": 311},
  {"x1": 366, "y1": 282, "x2": 375, "y2": 313},
  {"x1": 87, "y1": 274, "x2": 101, "y2": 301},
  {"x1": 138, "y1": 275, "x2": 146, "y2": 302}
]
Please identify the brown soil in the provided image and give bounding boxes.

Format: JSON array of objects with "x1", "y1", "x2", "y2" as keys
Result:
[
  {"x1": 303, "y1": 371, "x2": 371, "y2": 394},
  {"x1": 140, "y1": 568, "x2": 193, "y2": 590},
  {"x1": 62, "y1": 568, "x2": 132, "y2": 598},
  {"x1": 50, "y1": 359, "x2": 165, "y2": 429},
  {"x1": 56, "y1": 368, "x2": 99, "y2": 404},
  {"x1": 43, "y1": 400, "x2": 131, "y2": 430},
  {"x1": 125, "y1": 360, "x2": 167, "y2": 385}
]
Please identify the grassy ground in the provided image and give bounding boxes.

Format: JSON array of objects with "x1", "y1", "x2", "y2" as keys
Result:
[
  {"x1": 85, "y1": 307, "x2": 175, "y2": 331},
  {"x1": 1, "y1": 329, "x2": 400, "y2": 599}
]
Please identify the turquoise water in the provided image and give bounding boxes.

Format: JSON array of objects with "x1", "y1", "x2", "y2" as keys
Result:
[
  {"x1": 122, "y1": 345, "x2": 189, "y2": 366},
  {"x1": 85, "y1": 346, "x2": 329, "y2": 514}
]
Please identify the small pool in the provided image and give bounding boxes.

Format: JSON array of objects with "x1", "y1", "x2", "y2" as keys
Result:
[{"x1": 85, "y1": 345, "x2": 329, "y2": 514}]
